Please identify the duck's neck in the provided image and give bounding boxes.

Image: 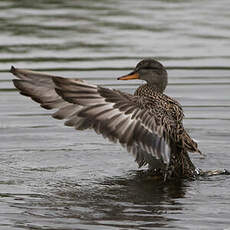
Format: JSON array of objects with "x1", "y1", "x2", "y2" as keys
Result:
[{"x1": 134, "y1": 83, "x2": 164, "y2": 97}]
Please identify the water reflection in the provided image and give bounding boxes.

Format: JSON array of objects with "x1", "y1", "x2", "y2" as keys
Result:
[{"x1": 33, "y1": 172, "x2": 187, "y2": 229}]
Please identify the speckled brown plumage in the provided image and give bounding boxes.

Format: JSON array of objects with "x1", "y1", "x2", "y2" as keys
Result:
[{"x1": 134, "y1": 83, "x2": 201, "y2": 178}]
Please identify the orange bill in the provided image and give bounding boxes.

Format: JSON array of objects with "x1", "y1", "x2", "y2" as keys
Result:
[{"x1": 117, "y1": 72, "x2": 139, "y2": 80}]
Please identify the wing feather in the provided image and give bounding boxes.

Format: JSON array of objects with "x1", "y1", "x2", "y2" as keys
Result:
[
  {"x1": 11, "y1": 66, "x2": 171, "y2": 168},
  {"x1": 54, "y1": 78, "x2": 170, "y2": 164}
]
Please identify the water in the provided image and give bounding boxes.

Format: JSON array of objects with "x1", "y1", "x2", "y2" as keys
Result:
[{"x1": 1, "y1": 0, "x2": 230, "y2": 229}]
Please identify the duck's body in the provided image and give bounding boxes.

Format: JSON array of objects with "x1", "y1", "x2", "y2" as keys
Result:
[
  {"x1": 134, "y1": 84, "x2": 200, "y2": 178},
  {"x1": 11, "y1": 59, "x2": 202, "y2": 180}
]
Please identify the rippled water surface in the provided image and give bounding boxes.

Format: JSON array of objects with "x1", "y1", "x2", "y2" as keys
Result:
[{"x1": 1, "y1": 0, "x2": 230, "y2": 229}]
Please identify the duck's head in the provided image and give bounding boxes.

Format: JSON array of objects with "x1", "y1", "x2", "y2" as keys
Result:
[{"x1": 118, "y1": 59, "x2": 168, "y2": 93}]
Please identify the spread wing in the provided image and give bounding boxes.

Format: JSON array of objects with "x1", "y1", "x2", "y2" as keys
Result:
[{"x1": 11, "y1": 66, "x2": 171, "y2": 168}]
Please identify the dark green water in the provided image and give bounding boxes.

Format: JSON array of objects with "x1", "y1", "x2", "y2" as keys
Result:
[{"x1": 0, "y1": 0, "x2": 230, "y2": 229}]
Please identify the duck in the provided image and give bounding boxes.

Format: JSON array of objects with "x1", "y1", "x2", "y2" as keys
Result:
[{"x1": 10, "y1": 59, "x2": 203, "y2": 180}]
